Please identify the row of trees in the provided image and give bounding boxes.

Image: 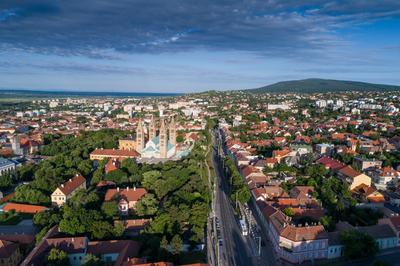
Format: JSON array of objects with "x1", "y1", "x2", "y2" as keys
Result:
[{"x1": 223, "y1": 157, "x2": 251, "y2": 204}]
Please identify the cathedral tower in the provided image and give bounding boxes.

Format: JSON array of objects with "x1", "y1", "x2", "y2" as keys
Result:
[
  {"x1": 136, "y1": 119, "x2": 145, "y2": 153},
  {"x1": 149, "y1": 115, "x2": 156, "y2": 140},
  {"x1": 159, "y1": 117, "x2": 168, "y2": 158},
  {"x1": 169, "y1": 115, "x2": 176, "y2": 146}
]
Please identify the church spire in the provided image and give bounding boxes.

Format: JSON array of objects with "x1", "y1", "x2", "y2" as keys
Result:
[
  {"x1": 136, "y1": 118, "x2": 145, "y2": 153},
  {"x1": 169, "y1": 115, "x2": 176, "y2": 146},
  {"x1": 149, "y1": 114, "x2": 156, "y2": 140},
  {"x1": 159, "y1": 117, "x2": 168, "y2": 158}
]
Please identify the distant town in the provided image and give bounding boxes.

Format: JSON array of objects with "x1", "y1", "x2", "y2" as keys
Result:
[{"x1": 0, "y1": 89, "x2": 400, "y2": 266}]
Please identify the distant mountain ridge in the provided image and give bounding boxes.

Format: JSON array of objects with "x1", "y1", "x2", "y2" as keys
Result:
[{"x1": 248, "y1": 78, "x2": 400, "y2": 93}]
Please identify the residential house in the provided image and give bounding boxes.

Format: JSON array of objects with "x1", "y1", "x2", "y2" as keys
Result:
[
  {"x1": 104, "y1": 187, "x2": 147, "y2": 215},
  {"x1": 351, "y1": 184, "x2": 385, "y2": 203},
  {"x1": 371, "y1": 167, "x2": 400, "y2": 190},
  {"x1": 0, "y1": 240, "x2": 23, "y2": 266},
  {"x1": 358, "y1": 224, "x2": 397, "y2": 250},
  {"x1": 114, "y1": 219, "x2": 150, "y2": 237},
  {"x1": 379, "y1": 216, "x2": 400, "y2": 246},
  {"x1": 315, "y1": 144, "x2": 334, "y2": 156},
  {"x1": 316, "y1": 156, "x2": 345, "y2": 172},
  {"x1": 268, "y1": 210, "x2": 328, "y2": 264},
  {"x1": 51, "y1": 174, "x2": 86, "y2": 206},
  {"x1": 21, "y1": 226, "x2": 140, "y2": 266},
  {"x1": 272, "y1": 148, "x2": 291, "y2": 163},
  {"x1": 105, "y1": 159, "x2": 121, "y2": 174},
  {"x1": 326, "y1": 222, "x2": 397, "y2": 260},
  {"x1": 337, "y1": 166, "x2": 371, "y2": 190},
  {"x1": 353, "y1": 157, "x2": 382, "y2": 171},
  {"x1": 327, "y1": 232, "x2": 343, "y2": 259},
  {"x1": 265, "y1": 158, "x2": 278, "y2": 169},
  {"x1": 386, "y1": 191, "x2": 400, "y2": 207}
]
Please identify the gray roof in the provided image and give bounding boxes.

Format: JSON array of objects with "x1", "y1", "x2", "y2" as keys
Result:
[
  {"x1": 0, "y1": 158, "x2": 15, "y2": 168},
  {"x1": 358, "y1": 224, "x2": 396, "y2": 239}
]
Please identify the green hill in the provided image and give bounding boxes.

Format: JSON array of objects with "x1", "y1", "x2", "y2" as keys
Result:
[{"x1": 248, "y1": 78, "x2": 400, "y2": 93}]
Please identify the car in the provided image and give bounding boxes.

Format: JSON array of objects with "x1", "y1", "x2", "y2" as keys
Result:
[{"x1": 218, "y1": 239, "x2": 223, "y2": 246}]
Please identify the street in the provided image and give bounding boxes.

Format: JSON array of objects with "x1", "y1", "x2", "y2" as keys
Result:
[
  {"x1": 210, "y1": 128, "x2": 279, "y2": 266},
  {"x1": 212, "y1": 135, "x2": 254, "y2": 266}
]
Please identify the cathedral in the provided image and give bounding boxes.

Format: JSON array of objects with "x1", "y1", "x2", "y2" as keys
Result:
[{"x1": 136, "y1": 115, "x2": 177, "y2": 159}]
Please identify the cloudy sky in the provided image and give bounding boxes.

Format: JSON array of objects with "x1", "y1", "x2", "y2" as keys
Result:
[{"x1": 0, "y1": 0, "x2": 400, "y2": 92}]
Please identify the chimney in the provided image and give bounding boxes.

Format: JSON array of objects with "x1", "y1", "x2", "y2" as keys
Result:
[
  {"x1": 72, "y1": 238, "x2": 74, "y2": 242},
  {"x1": 69, "y1": 179, "x2": 72, "y2": 182},
  {"x1": 134, "y1": 186, "x2": 136, "y2": 191},
  {"x1": 76, "y1": 174, "x2": 79, "y2": 177},
  {"x1": 127, "y1": 186, "x2": 129, "y2": 191},
  {"x1": 61, "y1": 184, "x2": 64, "y2": 188},
  {"x1": 117, "y1": 187, "x2": 120, "y2": 192}
]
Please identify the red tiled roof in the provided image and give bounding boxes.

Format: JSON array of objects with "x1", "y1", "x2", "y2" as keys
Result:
[
  {"x1": 316, "y1": 156, "x2": 345, "y2": 171},
  {"x1": 58, "y1": 174, "x2": 86, "y2": 195},
  {"x1": 265, "y1": 157, "x2": 278, "y2": 164},
  {"x1": 3, "y1": 203, "x2": 47, "y2": 214},
  {"x1": 276, "y1": 198, "x2": 300, "y2": 207},
  {"x1": 88, "y1": 240, "x2": 140, "y2": 266},
  {"x1": 339, "y1": 166, "x2": 360, "y2": 178},
  {"x1": 280, "y1": 224, "x2": 327, "y2": 241},
  {"x1": 91, "y1": 149, "x2": 140, "y2": 157},
  {"x1": 105, "y1": 187, "x2": 147, "y2": 202},
  {"x1": 105, "y1": 159, "x2": 121, "y2": 174},
  {"x1": 241, "y1": 165, "x2": 259, "y2": 178},
  {"x1": 272, "y1": 149, "x2": 290, "y2": 158},
  {"x1": 46, "y1": 237, "x2": 87, "y2": 253}
]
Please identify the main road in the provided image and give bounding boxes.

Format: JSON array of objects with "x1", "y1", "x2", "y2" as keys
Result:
[
  {"x1": 211, "y1": 127, "x2": 279, "y2": 266},
  {"x1": 212, "y1": 128, "x2": 255, "y2": 266}
]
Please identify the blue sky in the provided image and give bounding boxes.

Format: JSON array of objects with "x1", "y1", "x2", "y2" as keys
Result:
[{"x1": 0, "y1": 0, "x2": 400, "y2": 93}]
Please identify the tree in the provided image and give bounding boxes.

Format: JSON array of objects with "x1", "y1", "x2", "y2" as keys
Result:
[
  {"x1": 59, "y1": 206, "x2": 102, "y2": 235},
  {"x1": 160, "y1": 236, "x2": 169, "y2": 251},
  {"x1": 77, "y1": 160, "x2": 92, "y2": 176},
  {"x1": 142, "y1": 170, "x2": 162, "y2": 190},
  {"x1": 17, "y1": 164, "x2": 36, "y2": 181},
  {"x1": 33, "y1": 211, "x2": 61, "y2": 228},
  {"x1": 105, "y1": 169, "x2": 128, "y2": 184},
  {"x1": 47, "y1": 248, "x2": 69, "y2": 266},
  {"x1": 101, "y1": 201, "x2": 119, "y2": 218},
  {"x1": 283, "y1": 207, "x2": 295, "y2": 217},
  {"x1": 82, "y1": 254, "x2": 104, "y2": 266},
  {"x1": 176, "y1": 135, "x2": 184, "y2": 143},
  {"x1": 135, "y1": 194, "x2": 158, "y2": 216},
  {"x1": 171, "y1": 235, "x2": 183, "y2": 255},
  {"x1": 90, "y1": 220, "x2": 115, "y2": 239},
  {"x1": 14, "y1": 184, "x2": 50, "y2": 205},
  {"x1": 121, "y1": 158, "x2": 138, "y2": 175},
  {"x1": 0, "y1": 174, "x2": 12, "y2": 189},
  {"x1": 340, "y1": 230, "x2": 378, "y2": 259}
]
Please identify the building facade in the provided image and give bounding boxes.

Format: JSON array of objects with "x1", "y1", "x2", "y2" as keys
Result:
[{"x1": 51, "y1": 174, "x2": 86, "y2": 206}]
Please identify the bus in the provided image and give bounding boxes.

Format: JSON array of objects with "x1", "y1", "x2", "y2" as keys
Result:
[{"x1": 240, "y1": 219, "x2": 248, "y2": 236}]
